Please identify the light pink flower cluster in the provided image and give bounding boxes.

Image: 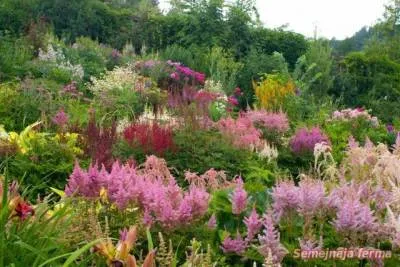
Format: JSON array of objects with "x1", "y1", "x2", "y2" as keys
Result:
[
  {"x1": 332, "y1": 108, "x2": 378, "y2": 126},
  {"x1": 258, "y1": 211, "x2": 288, "y2": 264},
  {"x1": 271, "y1": 178, "x2": 326, "y2": 221},
  {"x1": 52, "y1": 108, "x2": 69, "y2": 127},
  {"x1": 65, "y1": 156, "x2": 210, "y2": 229},
  {"x1": 230, "y1": 178, "x2": 248, "y2": 215},
  {"x1": 217, "y1": 117, "x2": 262, "y2": 150},
  {"x1": 243, "y1": 110, "x2": 290, "y2": 134}
]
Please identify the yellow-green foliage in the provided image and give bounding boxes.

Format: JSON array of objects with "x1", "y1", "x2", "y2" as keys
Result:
[{"x1": 253, "y1": 74, "x2": 295, "y2": 110}]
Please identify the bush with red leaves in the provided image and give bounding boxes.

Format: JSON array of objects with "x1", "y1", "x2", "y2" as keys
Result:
[{"x1": 123, "y1": 123, "x2": 174, "y2": 156}]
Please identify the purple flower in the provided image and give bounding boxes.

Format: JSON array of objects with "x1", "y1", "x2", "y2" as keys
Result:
[
  {"x1": 244, "y1": 208, "x2": 262, "y2": 241},
  {"x1": 230, "y1": 178, "x2": 248, "y2": 215},
  {"x1": 52, "y1": 108, "x2": 69, "y2": 127},
  {"x1": 387, "y1": 124, "x2": 395, "y2": 133},
  {"x1": 111, "y1": 49, "x2": 121, "y2": 59},
  {"x1": 221, "y1": 232, "x2": 247, "y2": 254}
]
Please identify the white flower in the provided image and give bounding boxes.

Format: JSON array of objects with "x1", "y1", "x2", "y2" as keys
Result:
[{"x1": 257, "y1": 141, "x2": 278, "y2": 161}]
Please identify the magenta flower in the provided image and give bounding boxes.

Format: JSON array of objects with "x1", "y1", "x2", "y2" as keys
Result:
[
  {"x1": 290, "y1": 127, "x2": 330, "y2": 155},
  {"x1": 230, "y1": 178, "x2": 248, "y2": 215},
  {"x1": 52, "y1": 108, "x2": 69, "y2": 127},
  {"x1": 221, "y1": 232, "x2": 247, "y2": 254},
  {"x1": 170, "y1": 72, "x2": 180, "y2": 81},
  {"x1": 228, "y1": 96, "x2": 239, "y2": 106}
]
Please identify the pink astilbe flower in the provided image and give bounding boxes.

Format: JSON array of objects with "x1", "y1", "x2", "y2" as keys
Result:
[
  {"x1": 217, "y1": 117, "x2": 262, "y2": 150},
  {"x1": 230, "y1": 178, "x2": 248, "y2": 215},
  {"x1": 290, "y1": 127, "x2": 330, "y2": 155},
  {"x1": 258, "y1": 211, "x2": 288, "y2": 264},
  {"x1": 221, "y1": 232, "x2": 247, "y2": 254},
  {"x1": 299, "y1": 236, "x2": 323, "y2": 251},
  {"x1": 243, "y1": 110, "x2": 289, "y2": 134},
  {"x1": 52, "y1": 108, "x2": 69, "y2": 127},
  {"x1": 207, "y1": 213, "x2": 217, "y2": 229},
  {"x1": 271, "y1": 180, "x2": 299, "y2": 221},
  {"x1": 296, "y1": 178, "x2": 326, "y2": 217},
  {"x1": 244, "y1": 208, "x2": 263, "y2": 241},
  {"x1": 64, "y1": 156, "x2": 210, "y2": 229},
  {"x1": 333, "y1": 198, "x2": 377, "y2": 235}
]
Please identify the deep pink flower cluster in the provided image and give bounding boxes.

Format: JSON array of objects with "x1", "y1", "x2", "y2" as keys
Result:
[
  {"x1": 175, "y1": 65, "x2": 205, "y2": 84},
  {"x1": 123, "y1": 122, "x2": 174, "y2": 156},
  {"x1": 65, "y1": 156, "x2": 210, "y2": 229},
  {"x1": 243, "y1": 110, "x2": 290, "y2": 134},
  {"x1": 290, "y1": 127, "x2": 330, "y2": 155},
  {"x1": 217, "y1": 117, "x2": 262, "y2": 150}
]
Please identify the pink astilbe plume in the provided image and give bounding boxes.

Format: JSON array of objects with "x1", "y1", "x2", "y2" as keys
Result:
[
  {"x1": 258, "y1": 211, "x2": 288, "y2": 264},
  {"x1": 243, "y1": 110, "x2": 289, "y2": 134},
  {"x1": 333, "y1": 198, "x2": 377, "y2": 236},
  {"x1": 221, "y1": 232, "x2": 248, "y2": 254},
  {"x1": 217, "y1": 117, "x2": 262, "y2": 150},
  {"x1": 271, "y1": 180, "x2": 299, "y2": 221},
  {"x1": 64, "y1": 156, "x2": 210, "y2": 229},
  {"x1": 296, "y1": 178, "x2": 326, "y2": 217},
  {"x1": 230, "y1": 178, "x2": 248, "y2": 215},
  {"x1": 244, "y1": 208, "x2": 263, "y2": 242}
]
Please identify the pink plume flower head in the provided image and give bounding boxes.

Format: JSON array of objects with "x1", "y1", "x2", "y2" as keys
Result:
[
  {"x1": 230, "y1": 177, "x2": 248, "y2": 215},
  {"x1": 244, "y1": 207, "x2": 263, "y2": 241},
  {"x1": 271, "y1": 180, "x2": 299, "y2": 221},
  {"x1": 296, "y1": 178, "x2": 326, "y2": 217},
  {"x1": 258, "y1": 210, "x2": 288, "y2": 264},
  {"x1": 207, "y1": 213, "x2": 217, "y2": 229},
  {"x1": 221, "y1": 232, "x2": 247, "y2": 254},
  {"x1": 243, "y1": 110, "x2": 289, "y2": 134},
  {"x1": 52, "y1": 108, "x2": 69, "y2": 127},
  {"x1": 64, "y1": 157, "x2": 210, "y2": 229}
]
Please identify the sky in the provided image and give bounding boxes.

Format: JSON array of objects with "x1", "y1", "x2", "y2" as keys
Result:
[{"x1": 158, "y1": 0, "x2": 389, "y2": 40}]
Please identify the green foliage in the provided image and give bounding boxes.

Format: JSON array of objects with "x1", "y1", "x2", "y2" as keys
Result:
[
  {"x1": 335, "y1": 52, "x2": 400, "y2": 122},
  {"x1": 294, "y1": 38, "x2": 334, "y2": 99},
  {"x1": 0, "y1": 35, "x2": 33, "y2": 81}
]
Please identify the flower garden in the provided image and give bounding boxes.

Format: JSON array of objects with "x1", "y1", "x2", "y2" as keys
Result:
[{"x1": 1, "y1": 0, "x2": 400, "y2": 266}]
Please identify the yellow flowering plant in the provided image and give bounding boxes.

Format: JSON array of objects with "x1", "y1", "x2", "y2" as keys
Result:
[{"x1": 253, "y1": 74, "x2": 296, "y2": 111}]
